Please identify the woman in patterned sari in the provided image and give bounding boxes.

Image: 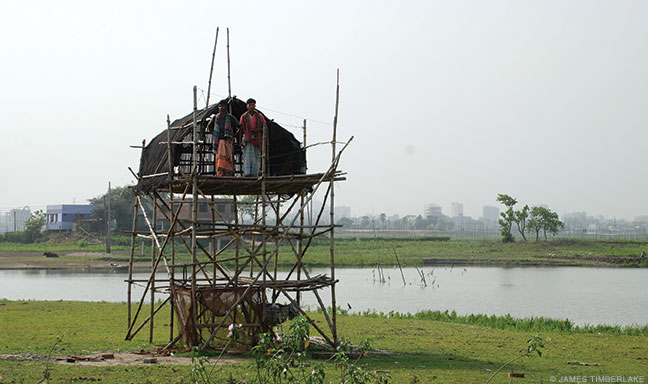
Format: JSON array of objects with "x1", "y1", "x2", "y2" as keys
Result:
[{"x1": 212, "y1": 100, "x2": 237, "y2": 176}]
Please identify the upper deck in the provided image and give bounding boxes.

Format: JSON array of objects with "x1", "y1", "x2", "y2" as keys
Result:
[{"x1": 134, "y1": 96, "x2": 344, "y2": 196}]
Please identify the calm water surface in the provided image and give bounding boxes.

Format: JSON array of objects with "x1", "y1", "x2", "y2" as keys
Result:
[{"x1": 1, "y1": 267, "x2": 646, "y2": 326}]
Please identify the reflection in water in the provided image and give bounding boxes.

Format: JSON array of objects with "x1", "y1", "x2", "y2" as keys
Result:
[{"x1": 1, "y1": 267, "x2": 647, "y2": 326}]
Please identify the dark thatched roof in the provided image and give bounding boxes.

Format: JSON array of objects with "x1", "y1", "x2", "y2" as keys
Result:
[{"x1": 136, "y1": 97, "x2": 306, "y2": 194}]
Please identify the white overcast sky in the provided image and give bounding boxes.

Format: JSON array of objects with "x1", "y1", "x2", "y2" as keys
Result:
[{"x1": 1, "y1": 0, "x2": 646, "y2": 220}]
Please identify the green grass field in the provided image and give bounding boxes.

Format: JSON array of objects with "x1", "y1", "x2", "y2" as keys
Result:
[
  {"x1": 2, "y1": 238, "x2": 647, "y2": 270},
  {"x1": 0, "y1": 300, "x2": 646, "y2": 383}
]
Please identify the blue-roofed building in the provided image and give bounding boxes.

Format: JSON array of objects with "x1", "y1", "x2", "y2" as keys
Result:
[{"x1": 46, "y1": 204, "x2": 95, "y2": 231}]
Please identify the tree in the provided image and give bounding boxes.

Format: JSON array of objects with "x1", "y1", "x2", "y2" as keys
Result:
[
  {"x1": 496, "y1": 194, "x2": 517, "y2": 243},
  {"x1": 379, "y1": 213, "x2": 386, "y2": 228},
  {"x1": 514, "y1": 205, "x2": 529, "y2": 241},
  {"x1": 541, "y1": 209, "x2": 564, "y2": 240},
  {"x1": 414, "y1": 215, "x2": 428, "y2": 230},
  {"x1": 89, "y1": 185, "x2": 148, "y2": 232},
  {"x1": 337, "y1": 217, "x2": 353, "y2": 228},
  {"x1": 237, "y1": 195, "x2": 258, "y2": 224},
  {"x1": 527, "y1": 206, "x2": 564, "y2": 241},
  {"x1": 23, "y1": 210, "x2": 46, "y2": 243},
  {"x1": 527, "y1": 207, "x2": 544, "y2": 242}
]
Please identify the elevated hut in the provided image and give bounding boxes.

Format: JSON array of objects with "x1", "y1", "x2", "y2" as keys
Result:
[{"x1": 125, "y1": 89, "x2": 349, "y2": 351}]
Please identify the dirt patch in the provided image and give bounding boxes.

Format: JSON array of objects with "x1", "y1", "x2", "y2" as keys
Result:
[{"x1": 0, "y1": 351, "x2": 243, "y2": 367}]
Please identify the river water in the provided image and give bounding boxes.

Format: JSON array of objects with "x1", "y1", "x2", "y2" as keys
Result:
[{"x1": 1, "y1": 266, "x2": 646, "y2": 326}]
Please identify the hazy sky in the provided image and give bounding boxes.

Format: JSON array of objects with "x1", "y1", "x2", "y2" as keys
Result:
[{"x1": 1, "y1": 0, "x2": 646, "y2": 220}]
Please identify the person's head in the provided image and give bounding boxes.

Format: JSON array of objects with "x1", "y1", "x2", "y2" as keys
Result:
[
  {"x1": 246, "y1": 98, "x2": 256, "y2": 113},
  {"x1": 218, "y1": 100, "x2": 228, "y2": 113}
]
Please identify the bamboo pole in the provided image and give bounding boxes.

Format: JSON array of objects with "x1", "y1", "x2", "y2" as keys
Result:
[
  {"x1": 234, "y1": 194, "x2": 239, "y2": 286},
  {"x1": 273, "y1": 197, "x2": 280, "y2": 303},
  {"x1": 227, "y1": 27, "x2": 231, "y2": 98},
  {"x1": 127, "y1": 139, "x2": 146, "y2": 330},
  {"x1": 127, "y1": 296, "x2": 171, "y2": 341},
  {"x1": 391, "y1": 244, "x2": 406, "y2": 286},
  {"x1": 211, "y1": 195, "x2": 216, "y2": 286},
  {"x1": 252, "y1": 195, "x2": 258, "y2": 278},
  {"x1": 166, "y1": 114, "x2": 175, "y2": 343},
  {"x1": 329, "y1": 69, "x2": 340, "y2": 346},
  {"x1": 106, "y1": 181, "x2": 112, "y2": 253},
  {"x1": 150, "y1": 194, "x2": 157, "y2": 343},
  {"x1": 206, "y1": 27, "x2": 219, "y2": 108},
  {"x1": 261, "y1": 115, "x2": 268, "y2": 303},
  {"x1": 191, "y1": 85, "x2": 199, "y2": 345},
  {"x1": 127, "y1": 198, "x2": 139, "y2": 329},
  {"x1": 298, "y1": 119, "x2": 306, "y2": 305}
]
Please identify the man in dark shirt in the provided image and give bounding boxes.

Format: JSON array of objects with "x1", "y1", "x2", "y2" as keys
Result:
[{"x1": 239, "y1": 98, "x2": 267, "y2": 177}]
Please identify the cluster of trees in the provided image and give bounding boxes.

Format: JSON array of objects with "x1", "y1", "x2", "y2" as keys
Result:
[
  {"x1": 89, "y1": 185, "x2": 141, "y2": 231},
  {"x1": 496, "y1": 194, "x2": 564, "y2": 243}
]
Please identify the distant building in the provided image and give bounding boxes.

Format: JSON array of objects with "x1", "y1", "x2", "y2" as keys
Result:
[
  {"x1": 154, "y1": 198, "x2": 234, "y2": 231},
  {"x1": 482, "y1": 205, "x2": 499, "y2": 222},
  {"x1": 424, "y1": 204, "x2": 442, "y2": 218},
  {"x1": 335, "y1": 206, "x2": 351, "y2": 222},
  {"x1": 46, "y1": 205, "x2": 94, "y2": 231},
  {"x1": 634, "y1": 215, "x2": 648, "y2": 224},
  {"x1": 451, "y1": 202, "x2": 464, "y2": 218},
  {"x1": 0, "y1": 207, "x2": 31, "y2": 233}
]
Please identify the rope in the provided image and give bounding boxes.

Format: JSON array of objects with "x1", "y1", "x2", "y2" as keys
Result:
[{"x1": 195, "y1": 87, "x2": 333, "y2": 127}]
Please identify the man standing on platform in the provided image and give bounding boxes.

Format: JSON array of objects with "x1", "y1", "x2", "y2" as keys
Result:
[
  {"x1": 212, "y1": 100, "x2": 237, "y2": 176},
  {"x1": 239, "y1": 98, "x2": 267, "y2": 177}
]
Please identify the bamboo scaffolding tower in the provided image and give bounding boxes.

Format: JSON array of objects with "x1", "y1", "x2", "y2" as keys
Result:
[{"x1": 125, "y1": 70, "x2": 349, "y2": 351}]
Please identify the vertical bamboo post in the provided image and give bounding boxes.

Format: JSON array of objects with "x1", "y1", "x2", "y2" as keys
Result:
[
  {"x1": 211, "y1": 195, "x2": 216, "y2": 286},
  {"x1": 166, "y1": 114, "x2": 175, "y2": 343},
  {"x1": 297, "y1": 118, "x2": 306, "y2": 305},
  {"x1": 191, "y1": 85, "x2": 199, "y2": 345},
  {"x1": 170, "y1": 197, "x2": 175, "y2": 342},
  {"x1": 227, "y1": 27, "x2": 232, "y2": 98},
  {"x1": 329, "y1": 69, "x2": 340, "y2": 346},
  {"x1": 261, "y1": 115, "x2": 268, "y2": 300},
  {"x1": 303, "y1": 119, "x2": 307, "y2": 173},
  {"x1": 273, "y1": 198, "x2": 280, "y2": 302},
  {"x1": 106, "y1": 181, "x2": 112, "y2": 254},
  {"x1": 392, "y1": 244, "x2": 406, "y2": 286},
  {"x1": 234, "y1": 194, "x2": 239, "y2": 285},
  {"x1": 206, "y1": 27, "x2": 219, "y2": 108},
  {"x1": 150, "y1": 194, "x2": 157, "y2": 343},
  {"x1": 251, "y1": 196, "x2": 258, "y2": 278}
]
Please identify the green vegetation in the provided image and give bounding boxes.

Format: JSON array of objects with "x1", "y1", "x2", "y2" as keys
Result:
[
  {"x1": 528, "y1": 206, "x2": 565, "y2": 242},
  {"x1": 346, "y1": 309, "x2": 648, "y2": 336},
  {"x1": 89, "y1": 184, "x2": 144, "y2": 232},
  {"x1": 496, "y1": 194, "x2": 517, "y2": 243},
  {"x1": 1, "y1": 238, "x2": 647, "y2": 269},
  {"x1": 0, "y1": 300, "x2": 646, "y2": 383},
  {"x1": 496, "y1": 193, "x2": 564, "y2": 243}
]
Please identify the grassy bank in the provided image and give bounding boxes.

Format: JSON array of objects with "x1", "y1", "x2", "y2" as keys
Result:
[
  {"x1": 2, "y1": 238, "x2": 647, "y2": 270},
  {"x1": 0, "y1": 300, "x2": 646, "y2": 383}
]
